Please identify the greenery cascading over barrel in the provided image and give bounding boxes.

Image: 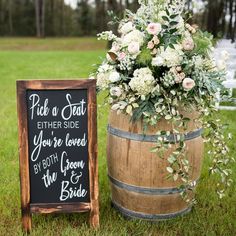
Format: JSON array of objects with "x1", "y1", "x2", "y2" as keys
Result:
[{"x1": 92, "y1": 0, "x2": 235, "y2": 202}]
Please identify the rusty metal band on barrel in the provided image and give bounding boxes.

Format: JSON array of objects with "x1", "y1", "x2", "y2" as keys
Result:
[
  {"x1": 111, "y1": 201, "x2": 192, "y2": 220},
  {"x1": 107, "y1": 125, "x2": 203, "y2": 143}
]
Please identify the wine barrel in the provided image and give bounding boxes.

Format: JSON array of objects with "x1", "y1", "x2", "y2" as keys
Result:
[{"x1": 107, "y1": 110, "x2": 204, "y2": 220}]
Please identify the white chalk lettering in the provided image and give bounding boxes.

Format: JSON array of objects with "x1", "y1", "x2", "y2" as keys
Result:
[
  {"x1": 60, "y1": 181, "x2": 87, "y2": 201},
  {"x1": 31, "y1": 131, "x2": 63, "y2": 162},
  {"x1": 29, "y1": 94, "x2": 50, "y2": 120},
  {"x1": 60, "y1": 151, "x2": 85, "y2": 177},
  {"x1": 61, "y1": 94, "x2": 86, "y2": 120},
  {"x1": 42, "y1": 169, "x2": 57, "y2": 188},
  {"x1": 65, "y1": 133, "x2": 87, "y2": 147}
]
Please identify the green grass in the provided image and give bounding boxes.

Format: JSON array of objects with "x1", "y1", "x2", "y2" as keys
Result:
[
  {"x1": 0, "y1": 39, "x2": 236, "y2": 236},
  {"x1": 0, "y1": 37, "x2": 106, "y2": 51}
]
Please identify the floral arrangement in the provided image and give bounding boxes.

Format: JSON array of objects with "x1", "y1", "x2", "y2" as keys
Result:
[{"x1": 91, "y1": 0, "x2": 234, "y2": 201}]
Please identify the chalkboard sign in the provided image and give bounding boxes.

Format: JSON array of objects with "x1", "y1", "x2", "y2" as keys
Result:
[{"x1": 17, "y1": 80, "x2": 99, "y2": 232}]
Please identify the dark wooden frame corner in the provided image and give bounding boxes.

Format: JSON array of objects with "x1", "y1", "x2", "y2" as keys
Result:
[{"x1": 16, "y1": 80, "x2": 99, "y2": 233}]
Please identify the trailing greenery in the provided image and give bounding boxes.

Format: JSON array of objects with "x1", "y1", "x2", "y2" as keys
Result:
[{"x1": 93, "y1": 0, "x2": 235, "y2": 203}]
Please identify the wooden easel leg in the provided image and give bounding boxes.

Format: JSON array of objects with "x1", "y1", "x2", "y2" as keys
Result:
[
  {"x1": 22, "y1": 209, "x2": 32, "y2": 234},
  {"x1": 89, "y1": 200, "x2": 99, "y2": 228}
]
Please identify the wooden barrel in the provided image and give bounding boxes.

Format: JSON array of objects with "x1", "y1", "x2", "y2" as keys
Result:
[{"x1": 107, "y1": 110, "x2": 204, "y2": 220}]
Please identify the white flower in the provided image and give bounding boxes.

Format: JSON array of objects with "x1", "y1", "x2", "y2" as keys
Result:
[
  {"x1": 193, "y1": 55, "x2": 204, "y2": 69},
  {"x1": 128, "y1": 42, "x2": 140, "y2": 56},
  {"x1": 97, "y1": 31, "x2": 117, "y2": 41},
  {"x1": 110, "y1": 86, "x2": 122, "y2": 97},
  {"x1": 216, "y1": 60, "x2": 227, "y2": 70},
  {"x1": 98, "y1": 63, "x2": 114, "y2": 73},
  {"x1": 221, "y1": 50, "x2": 230, "y2": 61},
  {"x1": 158, "y1": 46, "x2": 184, "y2": 67},
  {"x1": 96, "y1": 72, "x2": 110, "y2": 90},
  {"x1": 129, "y1": 68, "x2": 155, "y2": 95},
  {"x1": 109, "y1": 71, "x2": 121, "y2": 82},
  {"x1": 152, "y1": 56, "x2": 164, "y2": 66},
  {"x1": 182, "y1": 78, "x2": 196, "y2": 91},
  {"x1": 111, "y1": 41, "x2": 121, "y2": 52},
  {"x1": 120, "y1": 22, "x2": 134, "y2": 35},
  {"x1": 147, "y1": 23, "x2": 162, "y2": 35},
  {"x1": 111, "y1": 101, "x2": 127, "y2": 110},
  {"x1": 123, "y1": 30, "x2": 145, "y2": 46}
]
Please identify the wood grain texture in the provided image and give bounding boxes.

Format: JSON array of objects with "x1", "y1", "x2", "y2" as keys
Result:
[
  {"x1": 87, "y1": 81, "x2": 100, "y2": 228},
  {"x1": 107, "y1": 110, "x2": 204, "y2": 217},
  {"x1": 16, "y1": 80, "x2": 99, "y2": 231},
  {"x1": 17, "y1": 81, "x2": 32, "y2": 233},
  {"x1": 30, "y1": 203, "x2": 90, "y2": 214}
]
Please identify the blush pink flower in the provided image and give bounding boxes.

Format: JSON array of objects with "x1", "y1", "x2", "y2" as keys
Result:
[
  {"x1": 152, "y1": 35, "x2": 160, "y2": 45},
  {"x1": 147, "y1": 23, "x2": 162, "y2": 35},
  {"x1": 182, "y1": 78, "x2": 195, "y2": 91},
  {"x1": 118, "y1": 52, "x2": 126, "y2": 61},
  {"x1": 147, "y1": 41, "x2": 155, "y2": 49},
  {"x1": 182, "y1": 38, "x2": 195, "y2": 51}
]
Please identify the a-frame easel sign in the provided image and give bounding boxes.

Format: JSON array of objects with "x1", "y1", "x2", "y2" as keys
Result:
[{"x1": 16, "y1": 80, "x2": 99, "y2": 233}]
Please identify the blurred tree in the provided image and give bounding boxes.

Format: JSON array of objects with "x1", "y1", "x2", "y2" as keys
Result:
[
  {"x1": 35, "y1": 0, "x2": 45, "y2": 37},
  {"x1": 8, "y1": 0, "x2": 13, "y2": 35},
  {"x1": 0, "y1": 0, "x2": 235, "y2": 40},
  {"x1": 77, "y1": 0, "x2": 93, "y2": 35},
  {"x1": 95, "y1": 0, "x2": 107, "y2": 33}
]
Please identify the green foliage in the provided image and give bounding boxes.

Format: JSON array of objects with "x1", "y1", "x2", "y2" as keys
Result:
[
  {"x1": 136, "y1": 48, "x2": 152, "y2": 66},
  {"x1": 192, "y1": 30, "x2": 213, "y2": 56}
]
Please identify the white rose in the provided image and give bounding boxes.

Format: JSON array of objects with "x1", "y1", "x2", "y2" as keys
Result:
[
  {"x1": 109, "y1": 71, "x2": 121, "y2": 82},
  {"x1": 123, "y1": 30, "x2": 144, "y2": 46},
  {"x1": 152, "y1": 56, "x2": 164, "y2": 66},
  {"x1": 128, "y1": 42, "x2": 140, "y2": 56},
  {"x1": 110, "y1": 87, "x2": 122, "y2": 97},
  {"x1": 120, "y1": 22, "x2": 134, "y2": 35},
  {"x1": 182, "y1": 78, "x2": 196, "y2": 91}
]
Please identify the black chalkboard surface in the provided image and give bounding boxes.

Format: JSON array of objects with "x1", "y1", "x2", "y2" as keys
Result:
[
  {"x1": 27, "y1": 89, "x2": 90, "y2": 203},
  {"x1": 17, "y1": 80, "x2": 99, "y2": 232}
]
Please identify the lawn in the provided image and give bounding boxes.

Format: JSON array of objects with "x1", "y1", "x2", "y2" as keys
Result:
[{"x1": 0, "y1": 38, "x2": 235, "y2": 236}]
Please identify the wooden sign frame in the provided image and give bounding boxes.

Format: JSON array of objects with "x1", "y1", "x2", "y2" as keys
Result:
[{"x1": 16, "y1": 80, "x2": 99, "y2": 233}]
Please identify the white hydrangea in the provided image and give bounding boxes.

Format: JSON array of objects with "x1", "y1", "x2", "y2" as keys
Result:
[
  {"x1": 129, "y1": 68, "x2": 155, "y2": 95},
  {"x1": 153, "y1": 45, "x2": 184, "y2": 67},
  {"x1": 123, "y1": 30, "x2": 145, "y2": 46},
  {"x1": 96, "y1": 63, "x2": 115, "y2": 89},
  {"x1": 96, "y1": 72, "x2": 110, "y2": 90}
]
